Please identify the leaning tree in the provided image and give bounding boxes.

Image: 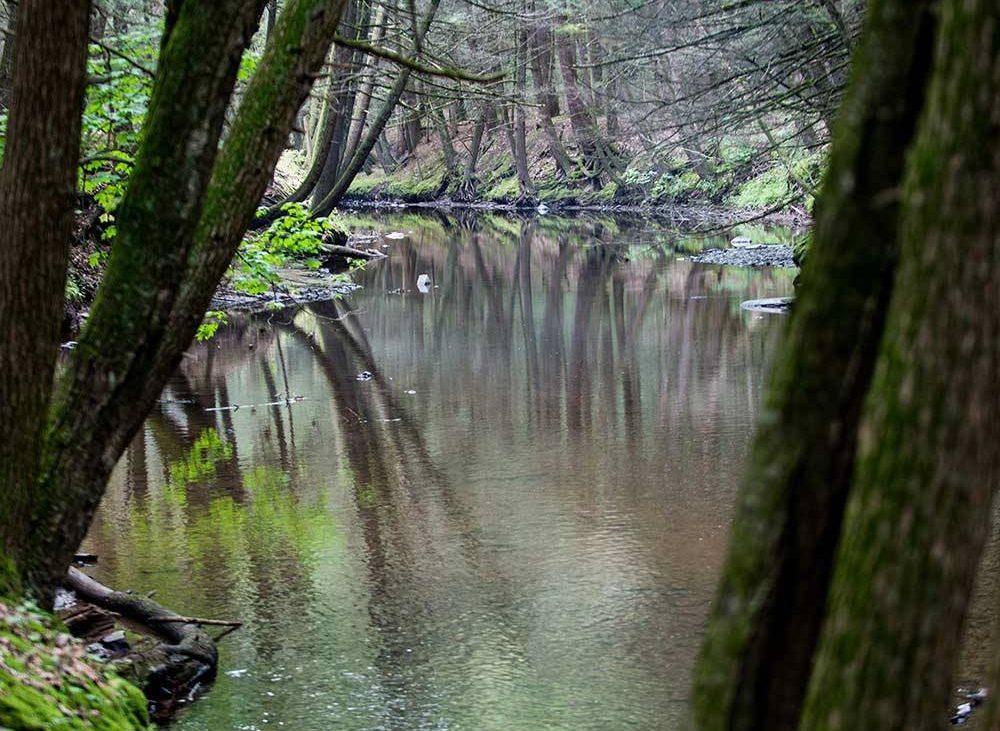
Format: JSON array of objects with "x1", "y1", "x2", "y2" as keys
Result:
[
  {"x1": 0, "y1": 0, "x2": 347, "y2": 602},
  {"x1": 691, "y1": 0, "x2": 1000, "y2": 729}
]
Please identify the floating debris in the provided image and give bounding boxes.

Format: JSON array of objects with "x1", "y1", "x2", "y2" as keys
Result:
[
  {"x1": 417, "y1": 274, "x2": 432, "y2": 293},
  {"x1": 952, "y1": 688, "x2": 987, "y2": 725},
  {"x1": 356, "y1": 371, "x2": 374, "y2": 382}
]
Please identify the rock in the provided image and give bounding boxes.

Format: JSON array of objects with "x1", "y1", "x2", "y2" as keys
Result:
[
  {"x1": 731, "y1": 236, "x2": 754, "y2": 247},
  {"x1": 692, "y1": 245, "x2": 796, "y2": 268},
  {"x1": 416, "y1": 274, "x2": 432, "y2": 293}
]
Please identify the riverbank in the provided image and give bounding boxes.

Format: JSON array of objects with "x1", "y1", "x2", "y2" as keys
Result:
[{"x1": 0, "y1": 600, "x2": 150, "y2": 730}]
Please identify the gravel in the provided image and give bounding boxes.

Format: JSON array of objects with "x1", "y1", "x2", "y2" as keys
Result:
[{"x1": 692, "y1": 244, "x2": 796, "y2": 268}]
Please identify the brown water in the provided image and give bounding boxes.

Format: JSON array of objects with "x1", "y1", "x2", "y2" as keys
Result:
[{"x1": 83, "y1": 212, "x2": 795, "y2": 730}]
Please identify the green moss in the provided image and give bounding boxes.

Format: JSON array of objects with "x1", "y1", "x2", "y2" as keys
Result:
[
  {"x1": 346, "y1": 172, "x2": 386, "y2": 196},
  {"x1": 483, "y1": 176, "x2": 521, "y2": 202},
  {"x1": 0, "y1": 602, "x2": 150, "y2": 730},
  {"x1": 651, "y1": 170, "x2": 701, "y2": 201},
  {"x1": 729, "y1": 164, "x2": 791, "y2": 208},
  {"x1": 597, "y1": 181, "x2": 618, "y2": 200},
  {"x1": 536, "y1": 182, "x2": 578, "y2": 203}
]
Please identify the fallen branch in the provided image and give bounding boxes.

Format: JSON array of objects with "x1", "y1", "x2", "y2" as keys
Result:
[{"x1": 319, "y1": 242, "x2": 386, "y2": 261}]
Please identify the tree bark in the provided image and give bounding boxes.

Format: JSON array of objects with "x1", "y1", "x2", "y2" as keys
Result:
[
  {"x1": 799, "y1": 1, "x2": 1000, "y2": 728},
  {"x1": 0, "y1": 0, "x2": 91, "y2": 597},
  {"x1": 24, "y1": 0, "x2": 346, "y2": 602},
  {"x1": 690, "y1": 1, "x2": 940, "y2": 730},
  {"x1": 0, "y1": 0, "x2": 16, "y2": 111}
]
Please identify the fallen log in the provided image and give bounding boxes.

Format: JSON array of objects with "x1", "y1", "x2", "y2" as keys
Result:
[
  {"x1": 63, "y1": 567, "x2": 224, "y2": 722},
  {"x1": 319, "y1": 242, "x2": 386, "y2": 261},
  {"x1": 148, "y1": 615, "x2": 242, "y2": 627}
]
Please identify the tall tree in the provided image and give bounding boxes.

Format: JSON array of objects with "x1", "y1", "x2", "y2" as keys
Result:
[
  {"x1": 0, "y1": 0, "x2": 347, "y2": 602},
  {"x1": 692, "y1": 0, "x2": 1000, "y2": 729},
  {"x1": 0, "y1": 0, "x2": 92, "y2": 595}
]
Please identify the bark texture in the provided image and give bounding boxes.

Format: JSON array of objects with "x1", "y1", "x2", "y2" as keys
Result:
[
  {"x1": 800, "y1": 1, "x2": 1000, "y2": 727},
  {"x1": 0, "y1": 0, "x2": 91, "y2": 596},
  {"x1": 690, "y1": 1, "x2": 939, "y2": 730}
]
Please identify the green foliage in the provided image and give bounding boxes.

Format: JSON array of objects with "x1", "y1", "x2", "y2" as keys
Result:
[
  {"x1": 652, "y1": 169, "x2": 701, "y2": 200},
  {"x1": 65, "y1": 272, "x2": 84, "y2": 304},
  {"x1": 347, "y1": 168, "x2": 446, "y2": 201},
  {"x1": 232, "y1": 204, "x2": 348, "y2": 295},
  {"x1": 79, "y1": 31, "x2": 159, "y2": 238},
  {"x1": 195, "y1": 310, "x2": 229, "y2": 341},
  {"x1": 0, "y1": 601, "x2": 150, "y2": 730},
  {"x1": 730, "y1": 164, "x2": 792, "y2": 208},
  {"x1": 0, "y1": 112, "x2": 7, "y2": 165},
  {"x1": 346, "y1": 173, "x2": 386, "y2": 196}
]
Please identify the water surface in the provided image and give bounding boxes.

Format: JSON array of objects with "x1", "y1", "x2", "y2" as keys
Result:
[{"x1": 84, "y1": 212, "x2": 794, "y2": 730}]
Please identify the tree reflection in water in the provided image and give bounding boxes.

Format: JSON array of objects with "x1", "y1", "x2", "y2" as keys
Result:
[{"x1": 83, "y1": 212, "x2": 794, "y2": 731}]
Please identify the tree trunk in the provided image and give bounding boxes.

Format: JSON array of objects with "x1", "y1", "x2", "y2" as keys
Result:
[
  {"x1": 24, "y1": 0, "x2": 346, "y2": 602},
  {"x1": 457, "y1": 101, "x2": 488, "y2": 198},
  {"x1": 525, "y1": 15, "x2": 573, "y2": 177},
  {"x1": 0, "y1": 0, "x2": 91, "y2": 597},
  {"x1": 311, "y1": 0, "x2": 442, "y2": 215},
  {"x1": 310, "y1": 0, "x2": 363, "y2": 203},
  {"x1": 511, "y1": 23, "x2": 532, "y2": 196},
  {"x1": 266, "y1": 0, "x2": 277, "y2": 41},
  {"x1": 799, "y1": 1, "x2": 1000, "y2": 728},
  {"x1": 0, "y1": 0, "x2": 18, "y2": 111},
  {"x1": 342, "y1": 0, "x2": 387, "y2": 165},
  {"x1": 690, "y1": 1, "x2": 940, "y2": 729}
]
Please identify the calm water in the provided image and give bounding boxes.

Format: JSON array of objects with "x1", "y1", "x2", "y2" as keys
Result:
[{"x1": 83, "y1": 212, "x2": 795, "y2": 730}]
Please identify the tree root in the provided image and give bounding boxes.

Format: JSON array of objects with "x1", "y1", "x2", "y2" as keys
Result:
[{"x1": 62, "y1": 567, "x2": 226, "y2": 722}]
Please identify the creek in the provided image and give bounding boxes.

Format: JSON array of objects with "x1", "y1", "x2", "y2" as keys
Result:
[{"x1": 82, "y1": 212, "x2": 797, "y2": 730}]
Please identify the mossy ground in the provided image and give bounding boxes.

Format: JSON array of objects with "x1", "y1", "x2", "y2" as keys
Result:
[{"x1": 0, "y1": 601, "x2": 150, "y2": 730}]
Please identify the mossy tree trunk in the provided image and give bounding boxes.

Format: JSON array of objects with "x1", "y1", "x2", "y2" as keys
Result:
[
  {"x1": 691, "y1": 1, "x2": 940, "y2": 729},
  {"x1": 693, "y1": 0, "x2": 1000, "y2": 730},
  {"x1": 0, "y1": 0, "x2": 347, "y2": 603},
  {"x1": 798, "y1": 1, "x2": 1000, "y2": 728},
  {"x1": 0, "y1": 0, "x2": 92, "y2": 598}
]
